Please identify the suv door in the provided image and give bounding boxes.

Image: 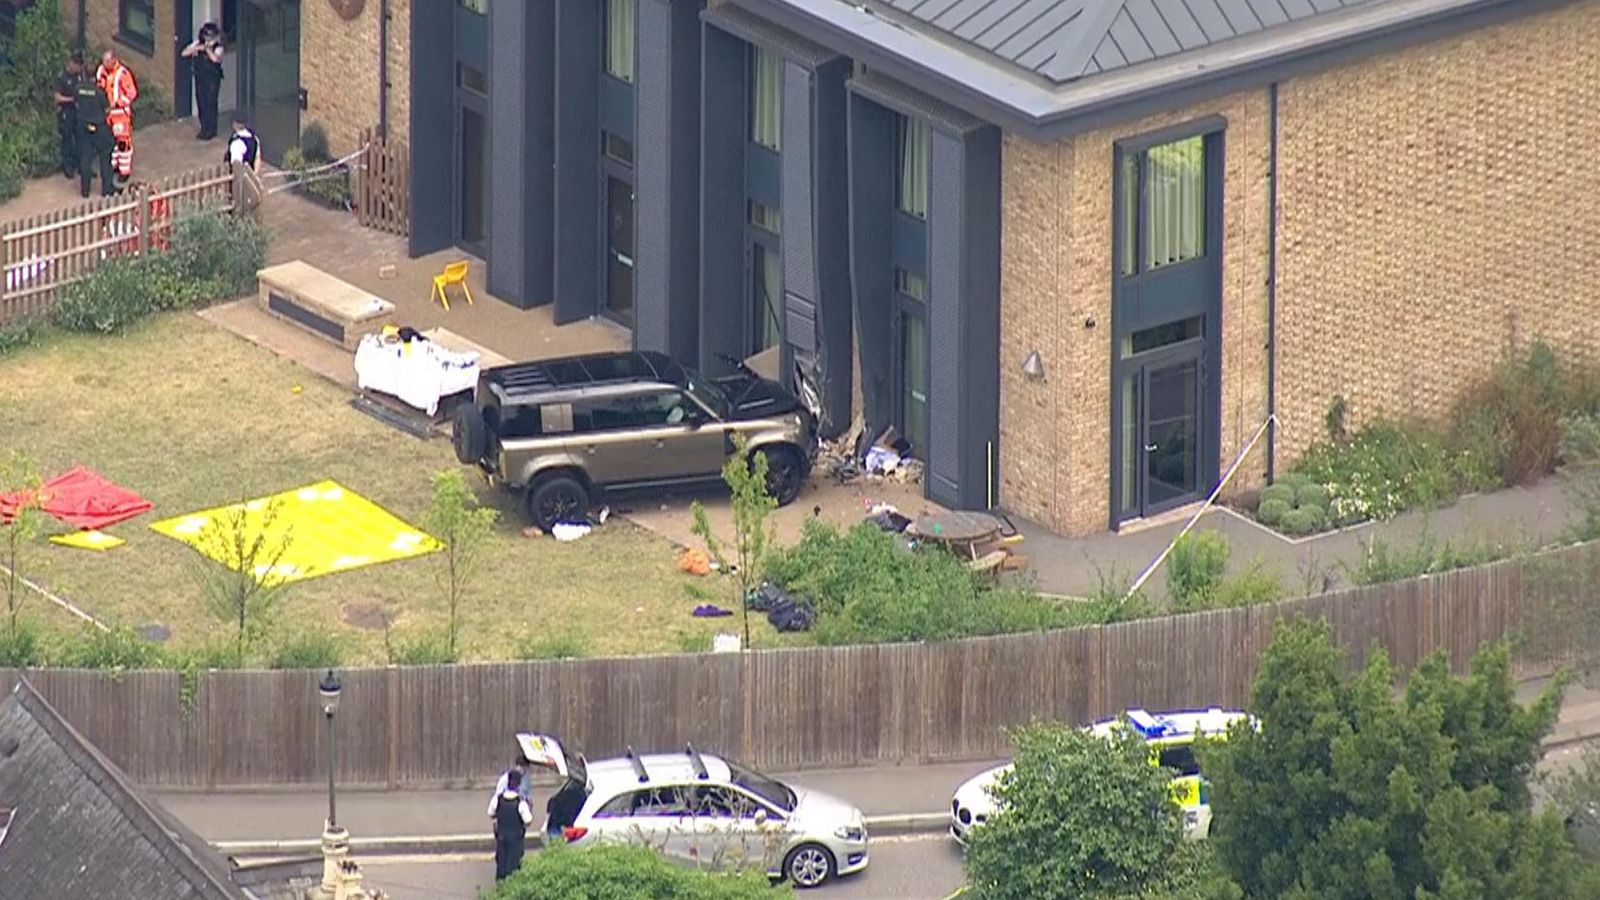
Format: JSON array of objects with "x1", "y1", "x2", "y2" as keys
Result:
[
  {"x1": 575, "y1": 389, "x2": 726, "y2": 485},
  {"x1": 587, "y1": 785, "x2": 689, "y2": 849}
]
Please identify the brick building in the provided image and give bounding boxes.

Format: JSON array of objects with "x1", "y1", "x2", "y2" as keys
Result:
[
  {"x1": 415, "y1": 0, "x2": 1597, "y2": 536},
  {"x1": 59, "y1": 0, "x2": 406, "y2": 161}
]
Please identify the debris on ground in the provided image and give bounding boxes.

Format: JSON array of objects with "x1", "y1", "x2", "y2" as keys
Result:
[
  {"x1": 747, "y1": 581, "x2": 816, "y2": 633},
  {"x1": 863, "y1": 502, "x2": 911, "y2": 534},
  {"x1": 692, "y1": 603, "x2": 733, "y2": 618},
  {"x1": 713, "y1": 632, "x2": 742, "y2": 653},
  {"x1": 521, "y1": 526, "x2": 543, "y2": 539},
  {"x1": 819, "y1": 417, "x2": 925, "y2": 486},
  {"x1": 551, "y1": 522, "x2": 592, "y2": 542},
  {"x1": 678, "y1": 548, "x2": 713, "y2": 576}
]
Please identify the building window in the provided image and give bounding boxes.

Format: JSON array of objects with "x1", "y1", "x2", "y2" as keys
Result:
[
  {"x1": 1117, "y1": 134, "x2": 1206, "y2": 276},
  {"x1": 749, "y1": 46, "x2": 782, "y2": 151},
  {"x1": 900, "y1": 311, "x2": 929, "y2": 454},
  {"x1": 604, "y1": 0, "x2": 635, "y2": 84},
  {"x1": 748, "y1": 200, "x2": 780, "y2": 235},
  {"x1": 894, "y1": 267, "x2": 926, "y2": 302},
  {"x1": 605, "y1": 132, "x2": 635, "y2": 166},
  {"x1": 751, "y1": 243, "x2": 782, "y2": 354},
  {"x1": 457, "y1": 64, "x2": 487, "y2": 96},
  {"x1": 117, "y1": 0, "x2": 155, "y2": 53},
  {"x1": 458, "y1": 0, "x2": 489, "y2": 14},
  {"x1": 895, "y1": 115, "x2": 929, "y2": 220}
]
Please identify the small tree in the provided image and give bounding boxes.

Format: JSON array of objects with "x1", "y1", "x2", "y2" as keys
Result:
[
  {"x1": 193, "y1": 500, "x2": 294, "y2": 663},
  {"x1": 690, "y1": 433, "x2": 777, "y2": 649},
  {"x1": 964, "y1": 722, "x2": 1188, "y2": 900},
  {"x1": 421, "y1": 470, "x2": 499, "y2": 658},
  {"x1": 0, "y1": 454, "x2": 44, "y2": 644}
]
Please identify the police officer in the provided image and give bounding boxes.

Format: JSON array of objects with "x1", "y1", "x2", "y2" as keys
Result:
[
  {"x1": 224, "y1": 114, "x2": 261, "y2": 173},
  {"x1": 72, "y1": 75, "x2": 114, "y2": 198},
  {"x1": 53, "y1": 51, "x2": 86, "y2": 180},
  {"x1": 182, "y1": 22, "x2": 225, "y2": 140}
]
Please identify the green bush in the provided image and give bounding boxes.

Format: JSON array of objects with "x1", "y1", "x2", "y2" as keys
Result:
[
  {"x1": 521, "y1": 633, "x2": 589, "y2": 661},
  {"x1": 486, "y1": 843, "x2": 786, "y2": 900},
  {"x1": 1561, "y1": 414, "x2": 1600, "y2": 468},
  {"x1": 1345, "y1": 533, "x2": 1511, "y2": 587},
  {"x1": 765, "y1": 521, "x2": 1072, "y2": 645},
  {"x1": 388, "y1": 631, "x2": 459, "y2": 665},
  {"x1": 1215, "y1": 563, "x2": 1284, "y2": 608},
  {"x1": 54, "y1": 255, "x2": 157, "y2": 333},
  {"x1": 0, "y1": 0, "x2": 70, "y2": 198},
  {"x1": 1294, "y1": 419, "x2": 1460, "y2": 526},
  {"x1": 270, "y1": 632, "x2": 344, "y2": 670},
  {"x1": 166, "y1": 209, "x2": 269, "y2": 299},
  {"x1": 1293, "y1": 482, "x2": 1329, "y2": 512},
  {"x1": 0, "y1": 316, "x2": 45, "y2": 357},
  {"x1": 1167, "y1": 531, "x2": 1229, "y2": 608},
  {"x1": 0, "y1": 622, "x2": 46, "y2": 667},
  {"x1": 283, "y1": 145, "x2": 354, "y2": 209},
  {"x1": 131, "y1": 83, "x2": 171, "y2": 127},
  {"x1": 299, "y1": 121, "x2": 332, "y2": 163},
  {"x1": 1257, "y1": 483, "x2": 1294, "y2": 508},
  {"x1": 1255, "y1": 497, "x2": 1291, "y2": 527},
  {"x1": 53, "y1": 626, "x2": 166, "y2": 670},
  {"x1": 1278, "y1": 507, "x2": 1317, "y2": 536},
  {"x1": 1449, "y1": 341, "x2": 1566, "y2": 487}
]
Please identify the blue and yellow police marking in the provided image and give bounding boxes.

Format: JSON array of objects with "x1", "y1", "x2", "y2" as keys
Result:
[{"x1": 150, "y1": 480, "x2": 440, "y2": 584}]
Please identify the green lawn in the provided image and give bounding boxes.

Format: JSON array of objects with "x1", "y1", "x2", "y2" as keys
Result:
[{"x1": 0, "y1": 314, "x2": 769, "y2": 663}]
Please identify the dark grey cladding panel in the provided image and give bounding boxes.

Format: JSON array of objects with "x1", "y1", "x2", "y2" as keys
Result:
[
  {"x1": 699, "y1": 22, "x2": 749, "y2": 374},
  {"x1": 848, "y1": 69, "x2": 987, "y2": 136},
  {"x1": 780, "y1": 60, "x2": 815, "y2": 308},
  {"x1": 926, "y1": 128, "x2": 965, "y2": 503},
  {"x1": 634, "y1": 0, "x2": 675, "y2": 354},
  {"x1": 486, "y1": 0, "x2": 526, "y2": 301},
  {"x1": 407, "y1": 0, "x2": 454, "y2": 257},
  {"x1": 553, "y1": 0, "x2": 603, "y2": 325},
  {"x1": 846, "y1": 90, "x2": 896, "y2": 443},
  {"x1": 702, "y1": 3, "x2": 840, "y2": 69}
]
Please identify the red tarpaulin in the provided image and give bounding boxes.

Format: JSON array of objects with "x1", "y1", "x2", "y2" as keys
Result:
[{"x1": 0, "y1": 467, "x2": 152, "y2": 530}]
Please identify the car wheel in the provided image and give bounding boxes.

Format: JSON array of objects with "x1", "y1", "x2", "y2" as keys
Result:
[
  {"x1": 452, "y1": 404, "x2": 488, "y2": 464},
  {"x1": 783, "y1": 843, "x2": 835, "y2": 889},
  {"x1": 758, "y1": 446, "x2": 804, "y2": 506},
  {"x1": 525, "y1": 474, "x2": 589, "y2": 531}
]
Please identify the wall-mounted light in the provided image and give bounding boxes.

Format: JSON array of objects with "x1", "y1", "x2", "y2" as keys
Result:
[{"x1": 1021, "y1": 351, "x2": 1045, "y2": 380}]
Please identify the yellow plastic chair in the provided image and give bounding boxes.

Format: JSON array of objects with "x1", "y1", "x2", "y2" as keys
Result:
[{"x1": 430, "y1": 260, "x2": 475, "y2": 311}]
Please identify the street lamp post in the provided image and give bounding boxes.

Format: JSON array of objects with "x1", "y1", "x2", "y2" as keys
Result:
[{"x1": 318, "y1": 669, "x2": 347, "y2": 898}]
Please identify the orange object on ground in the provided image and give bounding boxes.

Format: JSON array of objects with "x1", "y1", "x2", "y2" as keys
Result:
[
  {"x1": 0, "y1": 467, "x2": 152, "y2": 530},
  {"x1": 678, "y1": 548, "x2": 712, "y2": 576}
]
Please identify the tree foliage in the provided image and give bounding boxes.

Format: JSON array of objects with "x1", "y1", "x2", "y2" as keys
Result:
[
  {"x1": 964, "y1": 722, "x2": 1187, "y2": 900},
  {"x1": 1202, "y1": 618, "x2": 1581, "y2": 900},
  {"x1": 691, "y1": 433, "x2": 777, "y2": 649},
  {"x1": 192, "y1": 500, "x2": 294, "y2": 663},
  {"x1": 422, "y1": 469, "x2": 499, "y2": 658},
  {"x1": 482, "y1": 843, "x2": 785, "y2": 900}
]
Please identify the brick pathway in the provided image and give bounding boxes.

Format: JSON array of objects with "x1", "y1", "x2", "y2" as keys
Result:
[{"x1": 0, "y1": 120, "x2": 224, "y2": 225}]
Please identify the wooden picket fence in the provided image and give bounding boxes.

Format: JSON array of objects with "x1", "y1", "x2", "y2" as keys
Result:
[
  {"x1": 356, "y1": 128, "x2": 409, "y2": 237},
  {"x1": 0, "y1": 164, "x2": 235, "y2": 326}
]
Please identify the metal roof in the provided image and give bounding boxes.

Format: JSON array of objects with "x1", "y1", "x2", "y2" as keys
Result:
[
  {"x1": 873, "y1": 0, "x2": 1378, "y2": 83},
  {"x1": 734, "y1": 0, "x2": 1570, "y2": 138}
]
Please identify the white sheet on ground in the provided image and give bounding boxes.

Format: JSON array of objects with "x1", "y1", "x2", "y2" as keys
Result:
[{"x1": 354, "y1": 334, "x2": 480, "y2": 416}]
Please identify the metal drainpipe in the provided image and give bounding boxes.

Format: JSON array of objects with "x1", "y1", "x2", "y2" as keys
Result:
[
  {"x1": 1265, "y1": 81, "x2": 1280, "y2": 483},
  {"x1": 378, "y1": 0, "x2": 390, "y2": 139},
  {"x1": 76, "y1": 0, "x2": 86, "y2": 50}
]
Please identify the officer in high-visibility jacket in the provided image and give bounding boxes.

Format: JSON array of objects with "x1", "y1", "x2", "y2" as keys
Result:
[{"x1": 95, "y1": 49, "x2": 138, "y2": 189}]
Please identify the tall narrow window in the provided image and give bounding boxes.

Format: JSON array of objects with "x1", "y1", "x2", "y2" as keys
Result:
[
  {"x1": 604, "y1": 0, "x2": 636, "y2": 84},
  {"x1": 749, "y1": 46, "x2": 782, "y2": 151},
  {"x1": 751, "y1": 244, "x2": 782, "y2": 353},
  {"x1": 895, "y1": 115, "x2": 929, "y2": 220},
  {"x1": 1116, "y1": 134, "x2": 1207, "y2": 276}
]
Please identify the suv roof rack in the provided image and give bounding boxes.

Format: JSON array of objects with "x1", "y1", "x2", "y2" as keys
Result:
[
  {"x1": 685, "y1": 743, "x2": 709, "y2": 781},
  {"x1": 625, "y1": 746, "x2": 650, "y2": 784},
  {"x1": 488, "y1": 351, "x2": 675, "y2": 400}
]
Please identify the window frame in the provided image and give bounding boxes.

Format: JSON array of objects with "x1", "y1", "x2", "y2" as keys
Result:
[
  {"x1": 116, "y1": 0, "x2": 156, "y2": 56},
  {"x1": 894, "y1": 114, "x2": 930, "y2": 221},
  {"x1": 1112, "y1": 117, "x2": 1225, "y2": 281},
  {"x1": 747, "y1": 45, "x2": 782, "y2": 152},
  {"x1": 603, "y1": 0, "x2": 636, "y2": 85}
]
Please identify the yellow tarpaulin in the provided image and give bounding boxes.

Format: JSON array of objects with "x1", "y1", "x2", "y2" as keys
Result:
[
  {"x1": 49, "y1": 530, "x2": 125, "y2": 551},
  {"x1": 150, "y1": 480, "x2": 439, "y2": 584}
]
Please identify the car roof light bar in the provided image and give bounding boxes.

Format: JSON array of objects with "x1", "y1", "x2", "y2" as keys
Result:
[
  {"x1": 625, "y1": 746, "x2": 649, "y2": 783},
  {"x1": 1126, "y1": 709, "x2": 1171, "y2": 738},
  {"x1": 685, "y1": 743, "x2": 709, "y2": 780}
]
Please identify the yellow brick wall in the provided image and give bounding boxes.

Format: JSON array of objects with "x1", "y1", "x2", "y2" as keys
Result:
[
  {"x1": 999, "y1": 90, "x2": 1272, "y2": 536},
  {"x1": 71, "y1": 0, "x2": 178, "y2": 109},
  {"x1": 300, "y1": 0, "x2": 411, "y2": 156},
  {"x1": 1273, "y1": 0, "x2": 1600, "y2": 461}
]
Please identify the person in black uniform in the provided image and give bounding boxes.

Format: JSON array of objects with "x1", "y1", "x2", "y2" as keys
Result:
[
  {"x1": 224, "y1": 114, "x2": 261, "y2": 172},
  {"x1": 53, "y1": 51, "x2": 86, "y2": 179},
  {"x1": 492, "y1": 769, "x2": 533, "y2": 881},
  {"x1": 72, "y1": 76, "x2": 114, "y2": 198},
  {"x1": 182, "y1": 22, "x2": 225, "y2": 140}
]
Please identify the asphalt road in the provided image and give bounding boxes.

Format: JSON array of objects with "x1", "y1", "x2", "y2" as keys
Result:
[{"x1": 358, "y1": 832, "x2": 967, "y2": 900}]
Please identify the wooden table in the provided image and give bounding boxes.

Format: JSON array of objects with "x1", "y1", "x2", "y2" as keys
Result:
[{"x1": 908, "y1": 511, "x2": 1003, "y2": 561}]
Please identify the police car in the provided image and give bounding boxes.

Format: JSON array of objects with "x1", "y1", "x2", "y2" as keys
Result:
[{"x1": 949, "y1": 707, "x2": 1250, "y2": 845}]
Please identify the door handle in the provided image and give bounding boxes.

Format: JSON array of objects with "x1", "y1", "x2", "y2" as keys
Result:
[{"x1": 1145, "y1": 443, "x2": 1158, "y2": 453}]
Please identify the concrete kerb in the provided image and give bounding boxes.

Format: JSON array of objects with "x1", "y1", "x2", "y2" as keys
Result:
[{"x1": 214, "y1": 813, "x2": 951, "y2": 859}]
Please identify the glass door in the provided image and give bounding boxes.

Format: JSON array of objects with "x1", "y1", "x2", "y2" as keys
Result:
[
  {"x1": 456, "y1": 99, "x2": 487, "y2": 253},
  {"x1": 1142, "y1": 357, "x2": 1201, "y2": 514},
  {"x1": 603, "y1": 133, "x2": 636, "y2": 326},
  {"x1": 898, "y1": 308, "x2": 929, "y2": 456},
  {"x1": 235, "y1": 0, "x2": 299, "y2": 164}
]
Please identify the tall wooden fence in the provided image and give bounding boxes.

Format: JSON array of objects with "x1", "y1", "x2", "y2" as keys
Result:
[
  {"x1": 0, "y1": 165, "x2": 235, "y2": 325},
  {"x1": 356, "y1": 128, "x2": 409, "y2": 237},
  {"x1": 4, "y1": 542, "x2": 1575, "y2": 789}
]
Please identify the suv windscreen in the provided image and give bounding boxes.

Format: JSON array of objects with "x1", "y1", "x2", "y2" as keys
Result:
[
  {"x1": 682, "y1": 373, "x2": 729, "y2": 419},
  {"x1": 727, "y1": 762, "x2": 796, "y2": 812},
  {"x1": 1156, "y1": 744, "x2": 1202, "y2": 778}
]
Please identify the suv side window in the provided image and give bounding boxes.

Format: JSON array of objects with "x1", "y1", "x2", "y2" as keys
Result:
[
  {"x1": 500, "y1": 404, "x2": 544, "y2": 439},
  {"x1": 584, "y1": 391, "x2": 703, "y2": 432},
  {"x1": 1156, "y1": 745, "x2": 1202, "y2": 778}
]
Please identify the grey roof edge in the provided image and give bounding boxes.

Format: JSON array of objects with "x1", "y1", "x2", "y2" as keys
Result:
[
  {"x1": 848, "y1": 70, "x2": 990, "y2": 136},
  {"x1": 8, "y1": 679, "x2": 246, "y2": 900},
  {"x1": 731, "y1": 0, "x2": 1583, "y2": 140},
  {"x1": 702, "y1": 2, "x2": 845, "y2": 69}
]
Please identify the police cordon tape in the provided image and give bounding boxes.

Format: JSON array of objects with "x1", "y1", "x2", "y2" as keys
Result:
[{"x1": 212, "y1": 813, "x2": 950, "y2": 859}]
